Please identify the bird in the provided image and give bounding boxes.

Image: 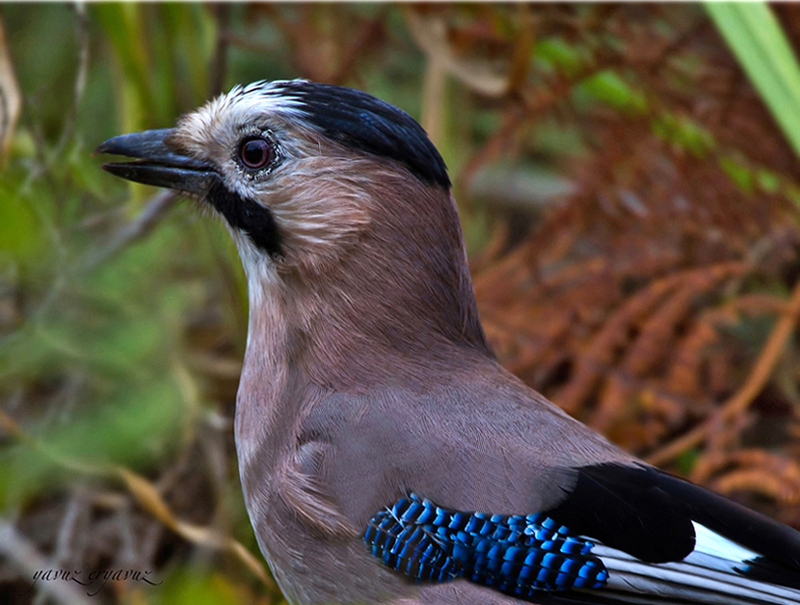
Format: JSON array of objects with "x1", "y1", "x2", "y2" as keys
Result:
[{"x1": 97, "y1": 79, "x2": 800, "y2": 605}]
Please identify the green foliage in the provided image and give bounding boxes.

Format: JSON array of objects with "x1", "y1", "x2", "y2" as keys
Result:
[
  {"x1": 720, "y1": 155, "x2": 756, "y2": 194},
  {"x1": 534, "y1": 37, "x2": 586, "y2": 77},
  {"x1": 707, "y1": 2, "x2": 800, "y2": 160},
  {"x1": 0, "y1": 379, "x2": 184, "y2": 509},
  {"x1": 576, "y1": 70, "x2": 647, "y2": 113},
  {"x1": 652, "y1": 112, "x2": 716, "y2": 158},
  {"x1": 0, "y1": 0, "x2": 242, "y2": 544},
  {"x1": 0, "y1": 186, "x2": 42, "y2": 261},
  {"x1": 153, "y1": 570, "x2": 246, "y2": 605}
]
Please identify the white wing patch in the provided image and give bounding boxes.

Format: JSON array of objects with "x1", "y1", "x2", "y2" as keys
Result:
[
  {"x1": 689, "y1": 521, "x2": 759, "y2": 567},
  {"x1": 584, "y1": 523, "x2": 800, "y2": 604}
]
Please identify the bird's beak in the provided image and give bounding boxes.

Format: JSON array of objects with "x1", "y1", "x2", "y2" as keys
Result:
[{"x1": 95, "y1": 128, "x2": 216, "y2": 195}]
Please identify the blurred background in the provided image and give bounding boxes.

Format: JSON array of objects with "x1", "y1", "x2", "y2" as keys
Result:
[{"x1": 2, "y1": 3, "x2": 800, "y2": 604}]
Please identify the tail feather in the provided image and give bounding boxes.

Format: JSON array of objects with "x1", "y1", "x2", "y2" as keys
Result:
[{"x1": 584, "y1": 523, "x2": 800, "y2": 605}]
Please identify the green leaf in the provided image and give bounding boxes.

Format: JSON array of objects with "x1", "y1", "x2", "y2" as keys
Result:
[
  {"x1": 0, "y1": 186, "x2": 43, "y2": 260},
  {"x1": 756, "y1": 167, "x2": 781, "y2": 193},
  {"x1": 706, "y1": 3, "x2": 800, "y2": 160},
  {"x1": 576, "y1": 70, "x2": 647, "y2": 113},
  {"x1": 720, "y1": 155, "x2": 755, "y2": 193},
  {"x1": 534, "y1": 38, "x2": 584, "y2": 77},
  {"x1": 651, "y1": 112, "x2": 716, "y2": 158},
  {"x1": 93, "y1": 4, "x2": 157, "y2": 127}
]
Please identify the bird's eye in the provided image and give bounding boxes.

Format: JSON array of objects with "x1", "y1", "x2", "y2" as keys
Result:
[{"x1": 238, "y1": 136, "x2": 274, "y2": 170}]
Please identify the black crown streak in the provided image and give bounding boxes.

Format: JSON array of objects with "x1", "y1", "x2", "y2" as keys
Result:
[
  {"x1": 278, "y1": 81, "x2": 451, "y2": 190},
  {"x1": 206, "y1": 178, "x2": 283, "y2": 259}
]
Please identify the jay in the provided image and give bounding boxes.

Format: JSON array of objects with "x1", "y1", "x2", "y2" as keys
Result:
[{"x1": 98, "y1": 80, "x2": 800, "y2": 605}]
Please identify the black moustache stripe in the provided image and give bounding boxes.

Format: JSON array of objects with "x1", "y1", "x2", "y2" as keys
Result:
[{"x1": 206, "y1": 178, "x2": 283, "y2": 259}]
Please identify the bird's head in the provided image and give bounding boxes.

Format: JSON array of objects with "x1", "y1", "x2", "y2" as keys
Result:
[{"x1": 98, "y1": 80, "x2": 489, "y2": 376}]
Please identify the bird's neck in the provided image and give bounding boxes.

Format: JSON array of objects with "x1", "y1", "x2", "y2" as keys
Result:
[
  {"x1": 239, "y1": 189, "x2": 492, "y2": 389},
  {"x1": 245, "y1": 267, "x2": 490, "y2": 390},
  {"x1": 233, "y1": 183, "x2": 493, "y2": 465}
]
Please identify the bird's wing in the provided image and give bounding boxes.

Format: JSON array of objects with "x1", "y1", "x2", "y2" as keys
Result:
[
  {"x1": 302, "y1": 364, "x2": 800, "y2": 604},
  {"x1": 363, "y1": 488, "x2": 800, "y2": 605}
]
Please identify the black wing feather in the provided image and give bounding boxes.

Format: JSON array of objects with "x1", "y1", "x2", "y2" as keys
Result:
[
  {"x1": 546, "y1": 463, "x2": 695, "y2": 563},
  {"x1": 547, "y1": 463, "x2": 800, "y2": 587}
]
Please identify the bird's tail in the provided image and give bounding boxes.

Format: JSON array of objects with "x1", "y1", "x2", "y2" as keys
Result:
[{"x1": 563, "y1": 523, "x2": 800, "y2": 605}]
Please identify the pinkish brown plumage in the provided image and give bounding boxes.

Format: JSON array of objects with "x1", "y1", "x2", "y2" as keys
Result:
[{"x1": 98, "y1": 80, "x2": 800, "y2": 605}]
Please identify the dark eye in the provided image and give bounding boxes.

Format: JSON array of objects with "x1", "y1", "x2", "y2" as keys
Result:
[{"x1": 238, "y1": 136, "x2": 274, "y2": 170}]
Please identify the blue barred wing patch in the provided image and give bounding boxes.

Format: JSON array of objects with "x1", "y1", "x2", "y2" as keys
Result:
[{"x1": 363, "y1": 493, "x2": 608, "y2": 598}]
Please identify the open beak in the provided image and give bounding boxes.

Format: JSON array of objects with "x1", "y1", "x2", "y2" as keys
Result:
[{"x1": 95, "y1": 128, "x2": 216, "y2": 195}]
